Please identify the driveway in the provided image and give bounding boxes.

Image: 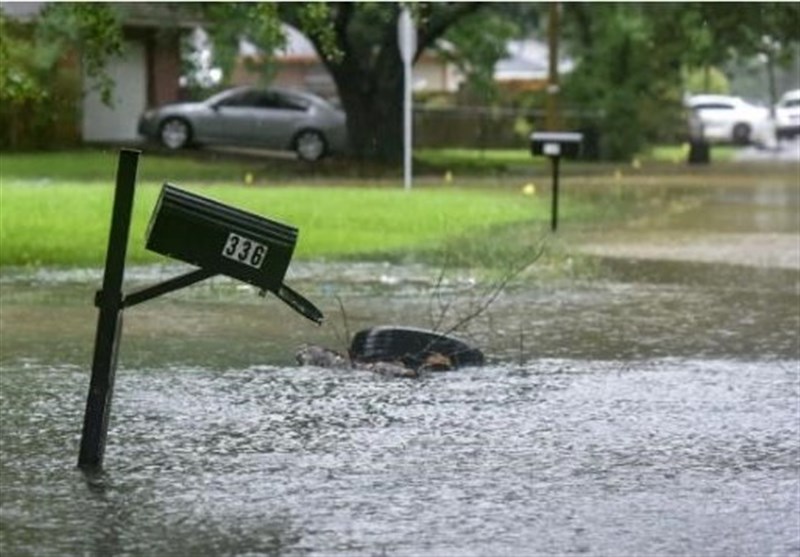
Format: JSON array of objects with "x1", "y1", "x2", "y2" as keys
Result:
[{"x1": 734, "y1": 137, "x2": 800, "y2": 163}]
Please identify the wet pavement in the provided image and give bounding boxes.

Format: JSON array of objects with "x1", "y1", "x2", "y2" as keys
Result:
[
  {"x1": 1, "y1": 171, "x2": 798, "y2": 556},
  {"x1": 735, "y1": 137, "x2": 800, "y2": 164}
]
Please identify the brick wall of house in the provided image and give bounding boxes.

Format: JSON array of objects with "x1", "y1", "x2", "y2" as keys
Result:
[{"x1": 148, "y1": 32, "x2": 182, "y2": 107}]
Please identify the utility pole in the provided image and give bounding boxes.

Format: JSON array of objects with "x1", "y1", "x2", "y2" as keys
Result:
[{"x1": 546, "y1": 2, "x2": 561, "y2": 131}]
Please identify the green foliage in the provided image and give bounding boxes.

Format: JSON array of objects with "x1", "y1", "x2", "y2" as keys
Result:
[
  {"x1": 0, "y1": 13, "x2": 82, "y2": 149},
  {"x1": 683, "y1": 66, "x2": 730, "y2": 95},
  {"x1": 694, "y1": 3, "x2": 800, "y2": 62},
  {"x1": 437, "y1": 10, "x2": 519, "y2": 103},
  {"x1": 201, "y1": 3, "x2": 284, "y2": 85},
  {"x1": 0, "y1": 4, "x2": 123, "y2": 149},
  {"x1": 563, "y1": 5, "x2": 666, "y2": 160},
  {"x1": 37, "y1": 3, "x2": 123, "y2": 106},
  {"x1": 562, "y1": 2, "x2": 800, "y2": 160},
  {"x1": 0, "y1": 13, "x2": 43, "y2": 105},
  {"x1": 293, "y1": 3, "x2": 342, "y2": 62}
]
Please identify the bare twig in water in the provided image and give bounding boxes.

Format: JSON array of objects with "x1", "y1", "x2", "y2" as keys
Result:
[
  {"x1": 437, "y1": 238, "x2": 547, "y2": 339},
  {"x1": 411, "y1": 238, "x2": 548, "y2": 363},
  {"x1": 427, "y1": 251, "x2": 454, "y2": 333},
  {"x1": 326, "y1": 294, "x2": 353, "y2": 359},
  {"x1": 336, "y1": 294, "x2": 351, "y2": 345}
]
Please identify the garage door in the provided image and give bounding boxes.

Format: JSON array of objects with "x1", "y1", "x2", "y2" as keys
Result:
[{"x1": 82, "y1": 40, "x2": 146, "y2": 143}]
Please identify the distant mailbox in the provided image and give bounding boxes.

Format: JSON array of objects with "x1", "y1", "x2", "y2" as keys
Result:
[
  {"x1": 530, "y1": 132, "x2": 583, "y2": 159},
  {"x1": 529, "y1": 131, "x2": 584, "y2": 232},
  {"x1": 146, "y1": 184, "x2": 296, "y2": 293}
]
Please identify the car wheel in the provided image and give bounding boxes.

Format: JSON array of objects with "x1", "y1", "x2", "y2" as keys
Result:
[
  {"x1": 159, "y1": 118, "x2": 192, "y2": 149},
  {"x1": 293, "y1": 130, "x2": 327, "y2": 162},
  {"x1": 732, "y1": 123, "x2": 751, "y2": 145}
]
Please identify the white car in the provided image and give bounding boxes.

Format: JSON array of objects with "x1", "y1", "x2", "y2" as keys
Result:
[
  {"x1": 686, "y1": 94, "x2": 770, "y2": 145},
  {"x1": 775, "y1": 89, "x2": 800, "y2": 139}
]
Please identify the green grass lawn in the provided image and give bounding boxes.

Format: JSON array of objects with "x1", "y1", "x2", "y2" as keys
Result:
[
  {"x1": 416, "y1": 143, "x2": 739, "y2": 172},
  {"x1": 0, "y1": 181, "x2": 558, "y2": 267},
  {"x1": 0, "y1": 149, "x2": 586, "y2": 268},
  {"x1": 1, "y1": 143, "x2": 738, "y2": 185},
  {"x1": 0, "y1": 149, "x2": 271, "y2": 184},
  {"x1": 416, "y1": 148, "x2": 542, "y2": 172},
  {"x1": 1, "y1": 145, "x2": 741, "y2": 269},
  {"x1": 643, "y1": 144, "x2": 737, "y2": 164}
]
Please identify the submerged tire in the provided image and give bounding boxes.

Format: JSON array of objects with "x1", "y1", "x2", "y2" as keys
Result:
[{"x1": 350, "y1": 326, "x2": 485, "y2": 371}]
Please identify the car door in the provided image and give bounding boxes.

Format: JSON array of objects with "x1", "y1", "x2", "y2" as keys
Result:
[
  {"x1": 693, "y1": 102, "x2": 735, "y2": 140},
  {"x1": 200, "y1": 90, "x2": 264, "y2": 145},
  {"x1": 249, "y1": 91, "x2": 310, "y2": 149}
]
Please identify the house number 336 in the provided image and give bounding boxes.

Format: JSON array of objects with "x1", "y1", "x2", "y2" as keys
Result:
[{"x1": 222, "y1": 232, "x2": 267, "y2": 269}]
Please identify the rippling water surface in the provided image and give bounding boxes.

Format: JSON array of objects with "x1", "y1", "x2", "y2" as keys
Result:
[
  {"x1": 2, "y1": 356, "x2": 798, "y2": 556},
  {"x1": 1, "y1": 179, "x2": 799, "y2": 556}
]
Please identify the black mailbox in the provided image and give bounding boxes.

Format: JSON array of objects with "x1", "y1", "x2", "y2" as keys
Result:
[
  {"x1": 530, "y1": 132, "x2": 583, "y2": 158},
  {"x1": 79, "y1": 150, "x2": 323, "y2": 472},
  {"x1": 529, "y1": 131, "x2": 583, "y2": 232},
  {"x1": 146, "y1": 184, "x2": 296, "y2": 293}
]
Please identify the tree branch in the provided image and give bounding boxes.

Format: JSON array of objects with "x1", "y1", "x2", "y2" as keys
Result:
[{"x1": 416, "y1": 2, "x2": 485, "y2": 56}]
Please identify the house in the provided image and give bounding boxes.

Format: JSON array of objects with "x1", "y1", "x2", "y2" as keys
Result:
[
  {"x1": 232, "y1": 24, "x2": 465, "y2": 98},
  {"x1": 235, "y1": 26, "x2": 572, "y2": 98},
  {"x1": 82, "y1": 3, "x2": 200, "y2": 143},
  {"x1": 1, "y1": 2, "x2": 197, "y2": 144},
  {"x1": 232, "y1": 25, "x2": 338, "y2": 98},
  {"x1": 494, "y1": 38, "x2": 574, "y2": 92}
]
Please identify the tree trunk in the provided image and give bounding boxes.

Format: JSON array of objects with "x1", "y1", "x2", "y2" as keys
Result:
[
  {"x1": 280, "y1": 3, "x2": 484, "y2": 164},
  {"x1": 328, "y1": 50, "x2": 405, "y2": 163}
]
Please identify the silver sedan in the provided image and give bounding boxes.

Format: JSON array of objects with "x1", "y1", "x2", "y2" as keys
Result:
[{"x1": 138, "y1": 86, "x2": 348, "y2": 161}]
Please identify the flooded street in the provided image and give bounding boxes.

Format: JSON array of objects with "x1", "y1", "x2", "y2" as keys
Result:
[{"x1": 1, "y1": 171, "x2": 799, "y2": 556}]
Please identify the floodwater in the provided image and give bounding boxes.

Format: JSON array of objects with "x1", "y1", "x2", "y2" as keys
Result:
[{"x1": 1, "y1": 171, "x2": 799, "y2": 556}]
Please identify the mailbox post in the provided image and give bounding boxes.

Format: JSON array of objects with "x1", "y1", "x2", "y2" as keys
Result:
[
  {"x1": 78, "y1": 151, "x2": 322, "y2": 471},
  {"x1": 78, "y1": 149, "x2": 139, "y2": 470},
  {"x1": 530, "y1": 132, "x2": 583, "y2": 231}
]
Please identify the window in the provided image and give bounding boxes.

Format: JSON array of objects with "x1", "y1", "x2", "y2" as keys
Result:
[
  {"x1": 694, "y1": 103, "x2": 734, "y2": 111},
  {"x1": 273, "y1": 93, "x2": 310, "y2": 112},
  {"x1": 218, "y1": 90, "x2": 309, "y2": 111},
  {"x1": 217, "y1": 90, "x2": 263, "y2": 108}
]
